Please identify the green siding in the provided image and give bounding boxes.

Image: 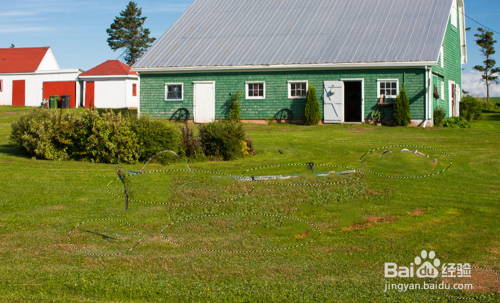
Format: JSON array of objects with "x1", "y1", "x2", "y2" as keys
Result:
[
  {"x1": 140, "y1": 69, "x2": 426, "y2": 121},
  {"x1": 432, "y1": 4, "x2": 463, "y2": 118}
]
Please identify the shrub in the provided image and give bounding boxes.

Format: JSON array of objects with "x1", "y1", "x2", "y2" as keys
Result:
[
  {"x1": 11, "y1": 108, "x2": 69, "y2": 160},
  {"x1": 304, "y1": 84, "x2": 321, "y2": 125},
  {"x1": 477, "y1": 100, "x2": 497, "y2": 111},
  {"x1": 130, "y1": 115, "x2": 181, "y2": 161},
  {"x1": 460, "y1": 96, "x2": 482, "y2": 122},
  {"x1": 229, "y1": 92, "x2": 242, "y2": 122},
  {"x1": 496, "y1": 103, "x2": 500, "y2": 109},
  {"x1": 178, "y1": 123, "x2": 203, "y2": 159},
  {"x1": 75, "y1": 110, "x2": 140, "y2": 164},
  {"x1": 433, "y1": 106, "x2": 446, "y2": 127},
  {"x1": 443, "y1": 117, "x2": 471, "y2": 128},
  {"x1": 394, "y1": 84, "x2": 411, "y2": 126},
  {"x1": 198, "y1": 121, "x2": 249, "y2": 161}
]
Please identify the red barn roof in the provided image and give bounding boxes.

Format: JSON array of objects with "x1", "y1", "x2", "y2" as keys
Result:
[
  {"x1": 80, "y1": 60, "x2": 137, "y2": 76},
  {"x1": 0, "y1": 47, "x2": 50, "y2": 73}
]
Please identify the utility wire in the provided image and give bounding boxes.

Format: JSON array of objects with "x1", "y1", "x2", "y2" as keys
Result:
[{"x1": 452, "y1": 3, "x2": 500, "y2": 35}]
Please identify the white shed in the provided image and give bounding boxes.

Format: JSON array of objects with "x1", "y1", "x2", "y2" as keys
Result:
[
  {"x1": 79, "y1": 60, "x2": 139, "y2": 109},
  {"x1": 0, "y1": 47, "x2": 82, "y2": 107}
]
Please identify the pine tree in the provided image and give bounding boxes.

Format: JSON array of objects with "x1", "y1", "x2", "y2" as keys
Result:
[
  {"x1": 304, "y1": 84, "x2": 321, "y2": 125},
  {"x1": 106, "y1": 1, "x2": 156, "y2": 66},
  {"x1": 394, "y1": 84, "x2": 411, "y2": 126},
  {"x1": 473, "y1": 28, "x2": 500, "y2": 103}
]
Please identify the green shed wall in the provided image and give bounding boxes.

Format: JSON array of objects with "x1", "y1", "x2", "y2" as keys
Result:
[
  {"x1": 140, "y1": 68, "x2": 426, "y2": 121},
  {"x1": 432, "y1": 3, "x2": 463, "y2": 117}
]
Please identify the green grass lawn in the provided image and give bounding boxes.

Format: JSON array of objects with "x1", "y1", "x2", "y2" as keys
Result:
[{"x1": 1, "y1": 106, "x2": 500, "y2": 302}]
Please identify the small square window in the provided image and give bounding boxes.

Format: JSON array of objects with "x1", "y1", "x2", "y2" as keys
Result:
[
  {"x1": 165, "y1": 83, "x2": 183, "y2": 101},
  {"x1": 246, "y1": 82, "x2": 265, "y2": 99},
  {"x1": 132, "y1": 84, "x2": 137, "y2": 96},
  {"x1": 377, "y1": 79, "x2": 399, "y2": 99},
  {"x1": 288, "y1": 81, "x2": 308, "y2": 99}
]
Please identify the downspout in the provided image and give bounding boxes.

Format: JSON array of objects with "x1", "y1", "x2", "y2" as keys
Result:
[
  {"x1": 137, "y1": 73, "x2": 141, "y2": 118},
  {"x1": 423, "y1": 66, "x2": 428, "y2": 128}
]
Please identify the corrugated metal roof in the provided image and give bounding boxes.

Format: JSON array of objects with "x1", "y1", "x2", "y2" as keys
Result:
[{"x1": 134, "y1": 0, "x2": 452, "y2": 69}]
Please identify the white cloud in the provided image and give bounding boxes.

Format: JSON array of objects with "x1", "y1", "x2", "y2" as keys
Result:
[
  {"x1": 0, "y1": 11, "x2": 36, "y2": 17},
  {"x1": 0, "y1": 27, "x2": 52, "y2": 33},
  {"x1": 462, "y1": 70, "x2": 500, "y2": 98}
]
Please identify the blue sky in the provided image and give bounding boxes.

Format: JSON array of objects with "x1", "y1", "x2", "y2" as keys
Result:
[{"x1": 1, "y1": 0, "x2": 499, "y2": 96}]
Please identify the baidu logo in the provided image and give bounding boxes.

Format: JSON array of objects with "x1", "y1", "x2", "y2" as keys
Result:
[{"x1": 385, "y1": 250, "x2": 470, "y2": 279}]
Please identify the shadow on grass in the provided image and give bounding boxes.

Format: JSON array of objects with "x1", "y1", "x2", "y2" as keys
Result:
[{"x1": 0, "y1": 144, "x2": 28, "y2": 158}]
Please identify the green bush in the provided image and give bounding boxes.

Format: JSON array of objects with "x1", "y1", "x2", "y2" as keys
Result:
[
  {"x1": 198, "y1": 121, "x2": 249, "y2": 161},
  {"x1": 443, "y1": 117, "x2": 471, "y2": 129},
  {"x1": 477, "y1": 100, "x2": 497, "y2": 111},
  {"x1": 130, "y1": 115, "x2": 181, "y2": 161},
  {"x1": 394, "y1": 84, "x2": 411, "y2": 126},
  {"x1": 11, "y1": 109, "x2": 254, "y2": 163},
  {"x1": 69, "y1": 110, "x2": 140, "y2": 164},
  {"x1": 496, "y1": 103, "x2": 500, "y2": 109},
  {"x1": 229, "y1": 92, "x2": 242, "y2": 122},
  {"x1": 10, "y1": 108, "x2": 69, "y2": 160},
  {"x1": 304, "y1": 84, "x2": 321, "y2": 125},
  {"x1": 433, "y1": 106, "x2": 446, "y2": 127},
  {"x1": 460, "y1": 96, "x2": 483, "y2": 122}
]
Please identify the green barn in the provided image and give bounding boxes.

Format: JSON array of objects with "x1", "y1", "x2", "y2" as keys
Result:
[{"x1": 133, "y1": 0, "x2": 467, "y2": 126}]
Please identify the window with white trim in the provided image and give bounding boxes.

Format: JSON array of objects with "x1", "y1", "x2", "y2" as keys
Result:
[
  {"x1": 288, "y1": 81, "x2": 308, "y2": 99},
  {"x1": 165, "y1": 83, "x2": 183, "y2": 101},
  {"x1": 0, "y1": 80, "x2": 2, "y2": 92},
  {"x1": 246, "y1": 82, "x2": 265, "y2": 99},
  {"x1": 451, "y1": 0, "x2": 457, "y2": 27},
  {"x1": 377, "y1": 79, "x2": 399, "y2": 99},
  {"x1": 441, "y1": 82, "x2": 445, "y2": 100}
]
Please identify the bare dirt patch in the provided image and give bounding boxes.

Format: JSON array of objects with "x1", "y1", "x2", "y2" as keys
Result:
[
  {"x1": 440, "y1": 267, "x2": 500, "y2": 295},
  {"x1": 343, "y1": 208, "x2": 427, "y2": 231},
  {"x1": 295, "y1": 232, "x2": 309, "y2": 239}
]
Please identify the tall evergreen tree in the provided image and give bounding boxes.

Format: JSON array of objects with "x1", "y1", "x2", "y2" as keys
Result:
[
  {"x1": 473, "y1": 28, "x2": 500, "y2": 103},
  {"x1": 394, "y1": 84, "x2": 411, "y2": 126},
  {"x1": 304, "y1": 84, "x2": 321, "y2": 125},
  {"x1": 106, "y1": 1, "x2": 156, "y2": 66}
]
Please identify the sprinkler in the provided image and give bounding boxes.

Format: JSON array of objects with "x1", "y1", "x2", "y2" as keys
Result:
[
  {"x1": 379, "y1": 150, "x2": 392, "y2": 157},
  {"x1": 116, "y1": 170, "x2": 129, "y2": 212},
  {"x1": 307, "y1": 162, "x2": 315, "y2": 173}
]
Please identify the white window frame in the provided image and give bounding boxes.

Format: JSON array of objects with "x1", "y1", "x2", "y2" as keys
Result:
[
  {"x1": 245, "y1": 81, "x2": 266, "y2": 100},
  {"x1": 440, "y1": 47, "x2": 444, "y2": 68},
  {"x1": 377, "y1": 79, "x2": 399, "y2": 99},
  {"x1": 165, "y1": 83, "x2": 184, "y2": 101},
  {"x1": 441, "y1": 82, "x2": 445, "y2": 100},
  {"x1": 288, "y1": 80, "x2": 308, "y2": 99},
  {"x1": 451, "y1": 0, "x2": 458, "y2": 27}
]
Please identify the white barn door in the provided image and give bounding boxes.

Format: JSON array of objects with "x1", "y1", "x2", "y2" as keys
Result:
[
  {"x1": 324, "y1": 81, "x2": 344, "y2": 123},
  {"x1": 193, "y1": 81, "x2": 215, "y2": 123}
]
